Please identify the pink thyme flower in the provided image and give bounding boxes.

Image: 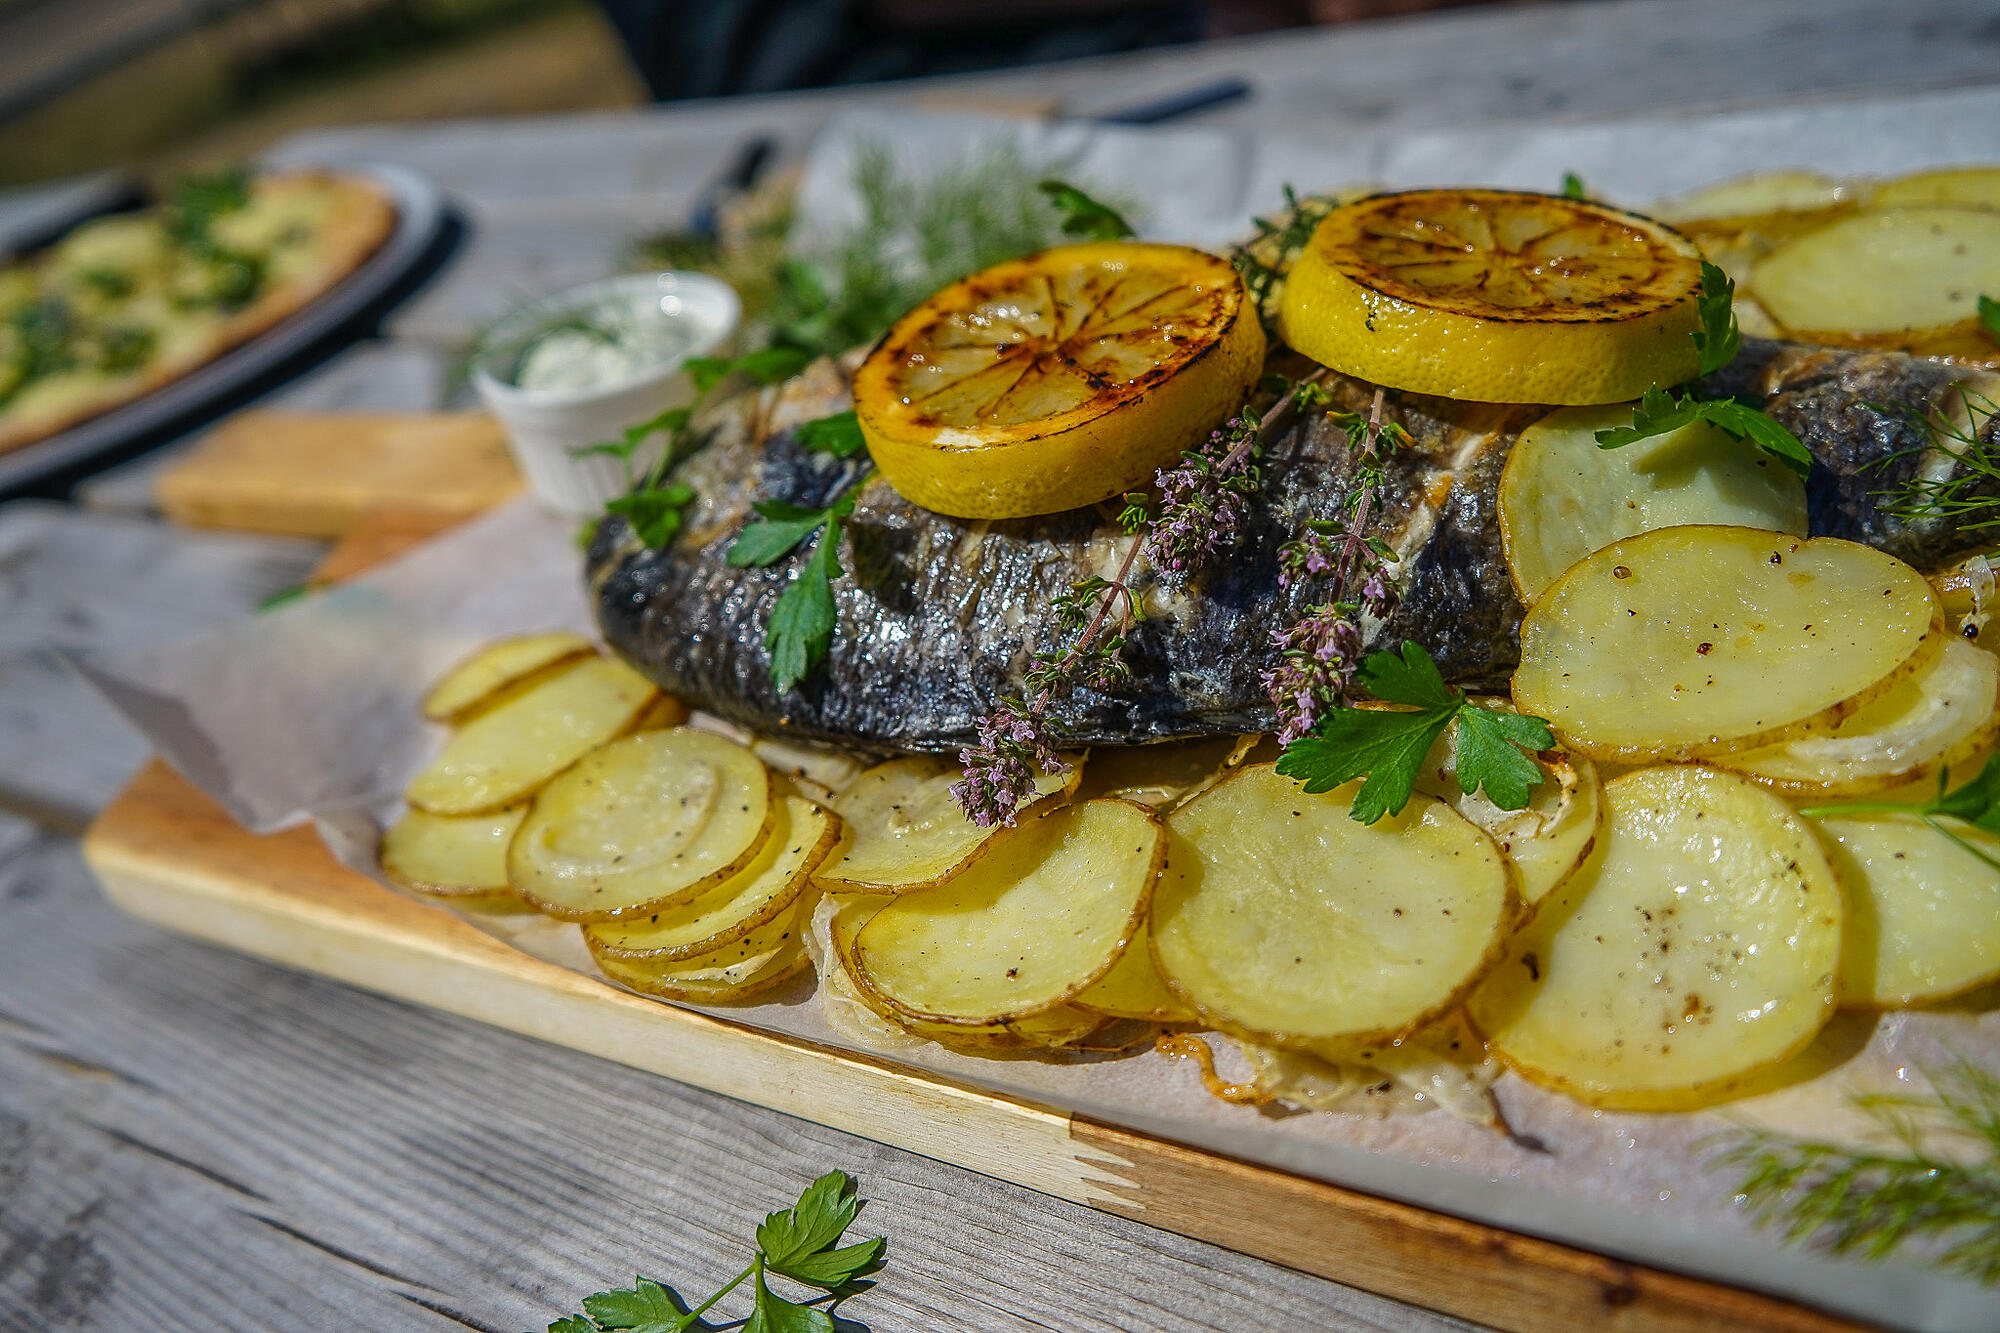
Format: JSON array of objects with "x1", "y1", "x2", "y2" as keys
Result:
[{"x1": 951, "y1": 699, "x2": 1066, "y2": 827}]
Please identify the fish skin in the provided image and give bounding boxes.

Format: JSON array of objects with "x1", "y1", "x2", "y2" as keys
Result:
[{"x1": 589, "y1": 340, "x2": 2000, "y2": 752}]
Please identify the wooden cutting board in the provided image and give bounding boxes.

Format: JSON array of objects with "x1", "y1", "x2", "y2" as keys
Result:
[
  {"x1": 81, "y1": 760, "x2": 1868, "y2": 1333},
  {"x1": 155, "y1": 411, "x2": 524, "y2": 538}
]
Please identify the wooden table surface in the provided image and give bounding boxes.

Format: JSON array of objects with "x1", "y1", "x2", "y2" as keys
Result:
[{"x1": 5, "y1": 1, "x2": 1996, "y2": 1327}]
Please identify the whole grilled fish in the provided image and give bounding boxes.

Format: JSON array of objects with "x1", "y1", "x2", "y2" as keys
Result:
[{"x1": 587, "y1": 340, "x2": 2000, "y2": 752}]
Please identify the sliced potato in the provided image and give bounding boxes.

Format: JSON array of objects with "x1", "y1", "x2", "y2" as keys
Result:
[
  {"x1": 1152, "y1": 765, "x2": 1513, "y2": 1046},
  {"x1": 849, "y1": 800, "x2": 1163, "y2": 1025},
  {"x1": 1652, "y1": 170, "x2": 1848, "y2": 223},
  {"x1": 632, "y1": 693, "x2": 691, "y2": 731},
  {"x1": 1711, "y1": 638, "x2": 2000, "y2": 798},
  {"x1": 1751, "y1": 207, "x2": 2000, "y2": 339},
  {"x1": 1513, "y1": 527, "x2": 1943, "y2": 762},
  {"x1": 405, "y1": 655, "x2": 658, "y2": 815},
  {"x1": 817, "y1": 755, "x2": 1077, "y2": 893},
  {"x1": 595, "y1": 905, "x2": 809, "y2": 1002},
  {"x1": 750, "y1": 737, "x2": 866, "y2": 797},
  {"x1": 421, "y1": 632, "x2": 595, "y2": 723},
  {"x1": 1468, "y1": 766, "x2": 1842, "y2": 1111},
  {"x1": 1498, "y1": 405, "x2": 1807, "y2": 605},
  {"x1": 1814, "y1": 812, "x2": 2000, "y2": 1008},
  {"x1": 380, "y1": 804, "x2": 528, "y2": 909},
  {"x1": 1867, "y1": 167, "x2": 2000, "y2": 211},
  {"x1": 583, "y1": 797, "x2": 838, "y2": 961},
  {"x1": 1074, "y1": 735, "x2": 1247, "y2": 810},
  {"x1": 509, "y1": 728, "x2": 774, "y2": 921},
  {"x1": 1072, "y1": 921, "x2": 1196, "y2": 1022},
  {"x1": 1413, "y1": 716, "x2": 1603, "y2": 917}
]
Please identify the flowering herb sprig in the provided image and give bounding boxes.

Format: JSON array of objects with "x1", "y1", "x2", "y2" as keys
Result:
[
  {"x1": 951, "y1": 376, "x2": 1331, "y2": 826},
  {"x1": 1262, "y1": 388, "x2": 1411, "y2": 743}
]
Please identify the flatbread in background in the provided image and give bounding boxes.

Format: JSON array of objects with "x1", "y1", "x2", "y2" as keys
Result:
[{"x1": 0, "y1": 171, "x2": 397, "y2": 454}]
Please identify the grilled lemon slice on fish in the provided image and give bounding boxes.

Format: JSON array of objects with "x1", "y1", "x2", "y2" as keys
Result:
[
  {"x1": 853, "y1": 242, "x2": 1264, "y2": 519},
  {"x1": 1278, "y1": 189, "x2": 1706, "y2": 404}
]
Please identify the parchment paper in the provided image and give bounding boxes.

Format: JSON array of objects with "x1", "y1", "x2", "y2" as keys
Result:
[{"x1": 75, "y1": 90, "x2": 2000, "y2": 1331}]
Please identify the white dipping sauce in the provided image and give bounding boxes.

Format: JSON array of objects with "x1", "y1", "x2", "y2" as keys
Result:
[{"x1": 511, "y1": 289, "x2": 702, "y2": 396}]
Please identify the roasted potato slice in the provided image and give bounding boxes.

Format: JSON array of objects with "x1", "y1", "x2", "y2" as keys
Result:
[
  {"x1": 817, "y1": 755, "x2": 1077, "y2": 893},
  {"x1": 1152, "y1": 765, "x2": 1513, "y2": 1046},
  {"x1": 595, "y1": 904, "x2": 810, "y2": 1003},
  {"x1": 1814, "y1": 812, "x2": 2000, "y2": 1008},
  {"x1": 1513, "y1": 528, "x2": 1943, "y2": 762},
  {"x1": 379, "y1": 804, "x2": 529, "y2": 911},
  {"x1": 1711, "y1": 638, "x2": 2000, "y2": 798},
  {"x1": 583, "y1": 796, "x2": 839, "y2": 962},
  {"x1": 405, "y1": 655, "x2": 658, "y2": 815},
  {"x1": 1498, "y1": 405, "x2": 1806, "y2": 605},
  {"x1": 421, "y1": 632, "x2": 595, "y2": 723},
  {"x1": 1652, "y1": 170, "x2": 1850, "y2": 223},
  {"x1": 850, "y1": 800, "x2": 1162, "y2": 1026},
  {"x1": 1072, "y1": 920, "x2": 1195, "y2": 1022},
  {"x1": 1468, "y1": 766, "x2": 1842, "y2": 1111},
  {"x1": 1867, "y1": 167, "x2": 2000, "y2": 211},
  {"x1": 1750, "y1": 207, "x2": 2000, "y2": 340},
  {"x1": 1073, "y1": 735, "x2": 1248, "y2": 810},
  {"x1": 1413, "y1": 717, "x2": 1603, "y2": 917},
  {"x1": 509, "y1": 728, "x2": 774, "y2": 921}
]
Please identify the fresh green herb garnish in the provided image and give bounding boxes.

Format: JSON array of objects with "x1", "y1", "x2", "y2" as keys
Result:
[
  {"x1": 1595, "y1": 383, "x2": 1815, "y2": 479},
  {"x1": 1038, "y1": 180, "x2": 1137, "y2": 240},
  {"x1": 1712, "y1": 1059, "x2": 2000, "y2": 1283},
  {"x1": 607, "y1": 482, "x2": 697, "y2": 550},
  {"x1": 1232, "y1": 184, "x2": 1337, "y2": 328},
  {"x1": 729, "y1": 478, "x2": 865, "y2": 693},
  {"x1": 1559, "y1": 172, "x2": 1587, "y2": 200},
  {"x1": 1596, "y1": 261, "x2": 1812, "y2": 479},
  {"x1": 77, "y1": 267, "x2": 134, "y2": 301},
  {"x1": 794, "y1": 409, "x2": 867, "y2": 458},
  {"x1": 1870, "y1": 386, "x2": 2000, "y2": 532},
  {"x1": 686, "y1": 346, "x2": 812, "y2": 394},
  {"x1": 542, "y1": 1170, "x2": 886, "y2": 1333},
  {"x1": 1274, "y1": 641, "x2": 1553, "y2": 824},
  {"x1": 1798, "y1": 753, "x2": 2000, "y2": 873},
  {"x1": 1980, "y1": 294, "x2": 2000, "y2": 342}
]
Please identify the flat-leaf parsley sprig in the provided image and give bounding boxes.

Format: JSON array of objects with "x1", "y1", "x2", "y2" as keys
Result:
[
  {"x1": 1594, "y1": 261, "x2": 1814, "y2": 479},
  {"x1": 1276, "y1": 640, "x2": 1553, "y2": 824},
  {"x1": 951, "y1": 374, "x2": 1333, "y2": 827},
  {"x1": 1711, "y1": 1059, "x2": 2000, "y2": 1284},
  {"x1": 1261, "y1": 387, "x2": 1409, "y2": 744},
  {"x1": 541, "y1": 1170, "x2": 887, "y2": 1333},
  {"x1": 727, "y1": 409, "x2": 875, "y2": 694}
]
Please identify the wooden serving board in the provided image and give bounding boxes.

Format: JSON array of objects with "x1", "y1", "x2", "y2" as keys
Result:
[{"x1": 82, "y1": 759, "x2": 1870, "y2": 1333}]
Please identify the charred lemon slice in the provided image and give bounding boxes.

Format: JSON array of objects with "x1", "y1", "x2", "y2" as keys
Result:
[
  {"x1": 1279, "y1": 189, "x2": 1705, "y2": 405},
  {"x1": 853, "y1": 242, "x2": 1263, "y2": 519}
]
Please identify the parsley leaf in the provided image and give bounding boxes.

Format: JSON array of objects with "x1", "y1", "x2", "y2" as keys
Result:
[
  {"x1": 795, "y1": 409, "x2": 868, "y2": 459},
  {"x1": 1275, "y1": 642, "x2": 1553, "y2": 823},
  {"x1": 581, "y1": 1277, "x2": 690, "y2": 1332},
  {"x1": 539, "y1": 1171, "x2": 886, "y2": 1333},
  {"x1": 746, "y1": 1264, "x2": 833, "y2": 1333},
  {"x1": 574, "y1": 407, "x2": 692, "y2": 465},
  {"x1": 1595, "y1": 384, "x2": 1814, "y2": 480},
  {"x1": 1454, "y1": 705, "x2": 1555, "y2": 810},
  {"x1": 1559, "y1": 172, "x2": 1587, "y2": 200},
  {"x1": 1981, "y1": 294, "x2": 2000, "y2": 342},
  {"x1": 767, "y1": 519, "x2": 846, "y2": 694},
  {"x1": 606, "y1": 483, "x2": 695, "y2": 550},
  {"x1": 728, "y1": 499, "x2": 835, "y2": 567},
  {"x1": 687, "y1": 347, "x2": 815, "y2": 394},
  {"x1": 756, "y1": 1171, "x2": 883, "y2": 1290},
  {"x1": 1038, "y1": 180, "x2": 1136, "y2": 240},
  {"x1": 1595, "y1": 261, "x2": 1812, "y2": 479},
  {"x1": 1692, "y1": 260, "x2": 1742, "y2": 377}
]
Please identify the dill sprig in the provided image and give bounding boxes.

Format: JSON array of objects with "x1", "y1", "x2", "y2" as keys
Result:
[
  {"x1": 1872, "y1": 386, "x2": 2000, "y2": 532},
  {"x1": 1712, "y1": 1059, "x2": 2000, "y2": 1284}
]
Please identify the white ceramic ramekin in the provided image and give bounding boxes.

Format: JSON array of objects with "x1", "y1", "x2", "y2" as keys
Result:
[{"x1": 472, "y1": 271, "x2": 740, "y2": 515}]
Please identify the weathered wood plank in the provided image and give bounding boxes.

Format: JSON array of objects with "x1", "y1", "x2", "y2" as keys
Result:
[{"x1": 0, "y1": 828, "x2": 1478, "y2": 1332}]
